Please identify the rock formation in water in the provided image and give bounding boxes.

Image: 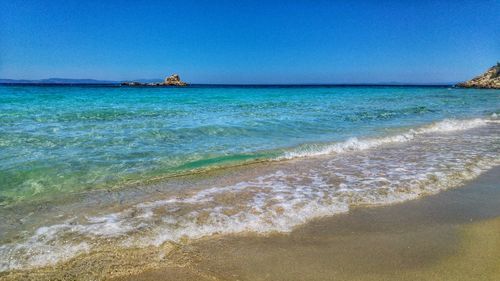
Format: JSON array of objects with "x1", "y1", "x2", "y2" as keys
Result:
[
  {"x1": 456, "y1": 63, "x2": 500, "y2": 89},
  {"x1": 121, "y1": 74, "x2": 188, "y2": 87},
  {"x1": 164, "y1": 74, "x2": 188, "y2": 86}
]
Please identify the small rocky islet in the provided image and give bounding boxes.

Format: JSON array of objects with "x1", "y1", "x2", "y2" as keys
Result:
[
  {"x1": 121, "y1": 74, "x2": 188, "y2": 87},
  {"x1": 456, "y1": 63, "x2": 500, "y2": 89}
]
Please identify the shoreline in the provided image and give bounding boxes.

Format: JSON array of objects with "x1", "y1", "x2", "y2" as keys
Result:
[
  {"x1": 117, "y1": 166, "x2": 500, "y2": 281},
  {"x1": 0, "y1": 105, "x2": 498, "y2": 279},
  {"x1": 0, "y1": 119, "x2": 498, "y2": 278},
  {"x1": 2, "y1": 166, "x2": 499, "y2": 280}
]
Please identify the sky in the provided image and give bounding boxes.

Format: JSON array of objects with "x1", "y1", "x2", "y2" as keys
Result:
[{"x1": 0, "y1": 0, "x2": 498, "y2": 84}]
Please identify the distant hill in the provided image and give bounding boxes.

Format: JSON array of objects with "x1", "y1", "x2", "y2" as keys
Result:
[
  {"x1": 0, "y1": 78, "x2": 168, "y2": 85},
  {"x1": 0, "y1": 78, "x2": 119, "y2": 84}
]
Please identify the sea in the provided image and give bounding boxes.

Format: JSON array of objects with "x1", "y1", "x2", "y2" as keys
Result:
[{"x1": 0, "y1": 84, "x2": 499, "y2": 272}]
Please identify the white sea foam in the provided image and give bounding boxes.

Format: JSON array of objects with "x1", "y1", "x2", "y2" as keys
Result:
[
  {"x1": 0, "y1": 225, "x2": 90, "y2": 271},
  {"x1": 0, "y1": 117, "x2": 499, "y2": 272},
  {"x1": 280, "y1": 118, "x2": 489, "y2": 159}
]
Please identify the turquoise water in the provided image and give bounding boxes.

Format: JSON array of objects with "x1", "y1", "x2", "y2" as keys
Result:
[
  {"x1": 1, "y1": 85, "x2": 500, "y2": 272},
  {"x1": 0, "y1": 85, "x2": 498, "y2": 203}
]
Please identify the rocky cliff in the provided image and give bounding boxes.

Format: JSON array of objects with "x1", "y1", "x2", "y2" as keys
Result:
[{"x1": 456, "y1": 63, "x2": 500, "y2": 89}]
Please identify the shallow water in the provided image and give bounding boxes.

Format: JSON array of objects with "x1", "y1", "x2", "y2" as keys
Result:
[
  {"x1": 1, "y1": 85, "x2": 498, "y2": 202},
  {"x1": 0, "y1": 85, "x2": 499, "y2": 272}
]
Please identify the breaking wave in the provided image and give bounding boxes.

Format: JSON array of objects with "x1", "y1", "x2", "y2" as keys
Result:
[
  {"x1": 0, "y1": 117, "x2": 499, "y2": 272},
  {"x1": 280, "y1": 118, "x2": 490, "y2": 159}
]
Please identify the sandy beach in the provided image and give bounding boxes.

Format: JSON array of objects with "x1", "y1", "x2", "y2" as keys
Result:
[
  {"x1": 2, "y1": 166, "x2": 498, "y2": 281},
  {"x1": 115, "y1": 166, "x2": 500, "y2": 281},
  {"x1": 111, "y1": 166, "x2": 499, "y2": 281}
]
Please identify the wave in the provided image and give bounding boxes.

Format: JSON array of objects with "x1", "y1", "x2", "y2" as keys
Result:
[
  {"x1": 1, "y1": 115, "x2": 495, "y2": 206},
  {"x1": 279, "y1": 118, "x2": 491, "y2": 159},
  {"x1": 141, "y1": 117, "x2": 497, "y2": 176},
  {"x1": 0, "y1": 116, "x2": 499, "y2": 272}
]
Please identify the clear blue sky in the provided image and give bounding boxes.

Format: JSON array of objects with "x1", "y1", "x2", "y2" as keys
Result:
[{"x1": 1, "y1": 0, "x2": 498, "y2": 84}]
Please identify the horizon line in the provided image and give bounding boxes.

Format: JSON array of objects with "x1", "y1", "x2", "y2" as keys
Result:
[
  {"x1": 0, "y1": 82, "x2": 457, "y2": 87},
  {"x1": 0, "y1": 78, "x2": 459, "y2": 86}
]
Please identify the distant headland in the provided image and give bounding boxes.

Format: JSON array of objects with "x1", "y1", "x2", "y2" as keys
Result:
[
  {"x1": 121, "y1": 74, "x2": 188, "y2": 87},
  {"x1": 456, "y1": 63, "x2": 500, "y2": 89},
  {"x1": 0, "y1": 74, "x2": 189, "y2": 86}
]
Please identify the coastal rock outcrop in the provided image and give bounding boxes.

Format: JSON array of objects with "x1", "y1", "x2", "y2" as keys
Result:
[
  {"x1": 456, "y1": 63, "x2": 500, "y2": 89},
  {"x1": 164, "y1": 74, "x2": 187, "y2": 86},
  {"x1": 121, "y1": 74, "x2": 188, "y2": 87}
]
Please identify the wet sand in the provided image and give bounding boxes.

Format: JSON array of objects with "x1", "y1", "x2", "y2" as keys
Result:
[
  {"x1": 2, "y1": 167, "x2": 499, "y2": 281},
  {"x1": 115, "y1": 166, "x2": 500, "y2": 281}
]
